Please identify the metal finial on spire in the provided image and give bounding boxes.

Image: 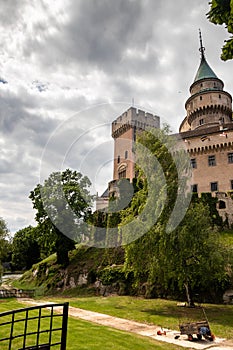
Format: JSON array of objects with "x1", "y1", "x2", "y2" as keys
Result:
[{"x1": 199, "y1": 29, "x2": 205, "y2": 58}]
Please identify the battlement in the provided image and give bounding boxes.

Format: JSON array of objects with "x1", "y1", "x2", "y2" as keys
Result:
[{"x1": 112, "y1": 107, "x2": 160, "y2": 138}]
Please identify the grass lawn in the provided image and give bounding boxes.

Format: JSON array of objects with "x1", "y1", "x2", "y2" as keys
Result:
[
  {"x1": 48, "y1": 295, "x2": 233, "y2": 340},
  {"x1": 0, "y1": 299, "x2": 183, "y2": 350}
]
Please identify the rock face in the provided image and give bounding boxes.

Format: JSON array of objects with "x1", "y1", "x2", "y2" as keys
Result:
[
  {"x1": 223, "y1": 289, "x2": 233, "y2": 304},
  {"x1": 19, "y1": 246, "x2": 126, "y2": 295},
  {"x1": 77, "y1": 273, "x2": 88, "y2": 286}
]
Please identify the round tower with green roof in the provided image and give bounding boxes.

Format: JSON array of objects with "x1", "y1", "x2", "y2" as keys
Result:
[{"x1": 180, "y1": 30, "x2": 232, "y2": 132}]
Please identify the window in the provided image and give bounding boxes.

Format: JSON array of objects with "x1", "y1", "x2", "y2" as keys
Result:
[
  {"x1": 219, "y1": 94, "x2": 221, "y2": 99},
  {"x1": 228, "y1": 153, "x2": 233, "y2": 164},
  {"x1": 191, "y1": 184, "x2": 198, "y2": 193},
  {"x1": 200, "y1": 96, "x2": 202, "y2": 100},
  {"x1": 200, "y1": 83, "x2": 203, "y2": 87},
  {"x1": 208, "y1": 155, "x2": 216, "y2": 166},
  {"x1": 230, "y1": 180, "x2": 233, "y2": 190},
  {"x1": 125, "y1": 150, "x2": 128, "y2": 159},
  {"x1": 133, "y1": 126, "x2": 137, "y2": 141},
  {"x1": 190, "y1": 158, "x2": 197, "y2": 169},
  {"x1": 210, "y1": 182, "x2": 218, "y2": 192},
  {"x1": 118, "y1": 169, "x2": 126, "y2": 179},
  {"x1": 199, "y1": 119, "x2": 204, "y2": 125},
  {"x1": 117, "y1": 155, "x2": 120, "y2": 164}
]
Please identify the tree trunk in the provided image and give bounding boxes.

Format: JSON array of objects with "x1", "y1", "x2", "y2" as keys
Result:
[{"x1": 184, "y1": 282, "x2": 195, "y2": 307}]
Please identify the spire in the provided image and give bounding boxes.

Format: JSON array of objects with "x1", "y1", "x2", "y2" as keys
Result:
[
  {"x1": 199, "y1": 29, "x2": 205, "y2": 59},
  {"x1": 193, "y1": 30, "x2": 218, "y2": 83}
]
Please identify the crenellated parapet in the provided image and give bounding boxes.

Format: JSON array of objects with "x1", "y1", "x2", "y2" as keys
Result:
[{"x1": 112, "y1": 107, "x2": 160, "y2": 138}]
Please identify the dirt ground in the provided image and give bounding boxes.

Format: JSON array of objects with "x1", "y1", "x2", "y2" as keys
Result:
[{"x1": 20, "y1": 299, "x2": 233, "y2": 349}]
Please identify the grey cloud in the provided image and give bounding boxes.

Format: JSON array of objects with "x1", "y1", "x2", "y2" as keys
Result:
[
  {"x1": 0, "y1": 0, "x2": 27, "y2": 27},
  {"x1": 23, "y1": 0, "x2": 153, "y2": 73}
]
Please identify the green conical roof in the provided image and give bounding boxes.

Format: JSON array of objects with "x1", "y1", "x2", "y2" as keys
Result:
[{"x1": 194, "y1": 55, "x2": 218, "y2": 82}]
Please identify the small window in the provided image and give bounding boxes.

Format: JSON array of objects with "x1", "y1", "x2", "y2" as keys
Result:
[
  {"x1": 200, "y1": 96, "x2": 202, "y2": 101},
  {"x1": 219, "y1": 94, "x2": 221, "y2": 99},
  {"x1": 200, "y1": 83, "x2": 203, "y2": 87},
  {"x1": 117, "y1": 155, "x2": 120, "y2": 164},
  {"x1": 199, "y1": 119, "x2": 204, "y2": 125},
  {"x1": 219, "y1": 200, "x2": 226, "y2": 209},
  {"x1": 230, "y1": 180, "x2": 233, "y2": 190},
  {"x1": 208, "y1": 155, "x2": 216, "y2": 166},
  {"x1": 210, "y1": 182, "x2": 218, "y2": 192},
  {"x1": 190, "y1": 158, "x2": 197, "y2": 169},
  {"x1": 133, "y1": 126, "x2": 137, "y2": 142},
  {"x1": 191, "y1": 184, "x2": 198, "y2": 193},
  {"x1": 228, "y1": 153, "x2": 233, "y2": 164},
  {"x1": 125, "y1": 150, "x2": 128, "y2": 159}
]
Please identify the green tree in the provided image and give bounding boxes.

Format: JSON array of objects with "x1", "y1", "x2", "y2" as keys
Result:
[
  {"x1": 207, "y1": 0, "x2": 233, "y2": 60},
  {"x1": 0, "y1": 218, "x2": 10, "y2": 261},
  {"x1": 0, "y1": 218, "x2": 10, "y2": 279},
  {"x1": 29, "y1": 169, "x2": 93, "y2": 266},
  {"x1": 123, "y1": 128, "x2": 230, "y2": 303},
  {"x1": 158, "y1": 202, "x2": 230, "y2": 305},
  {"x1": 12, "y1": 226, "x2": 40, "y2": 270}
]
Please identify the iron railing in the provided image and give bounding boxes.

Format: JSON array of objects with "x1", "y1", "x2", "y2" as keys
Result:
[{"x1": 0, "y1": 302, "x2": 69, "y2": 350}]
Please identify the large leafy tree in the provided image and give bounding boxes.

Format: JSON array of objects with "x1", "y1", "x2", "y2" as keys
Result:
[
  {"x1": 123, "y1": 128, "x2": 230, "y2": 303},
  {"x1": 157, "y1": 202, "x2": 230, "y2": 305},
  {"x1": 29, "y1": 169, "x2": 92, "y2": 266},
  {"x1": 12, "y1": 226, "x2": 41, "y2": 270},
  {"x1": 0, "y1": 218, "x2": 10, "y2": 261},
  {"x1": 0, "y1": 217, "x2": 10, "y2": 278},
  {"x1": 207, "y1": 0, "x2": 233, "y2": 60}
]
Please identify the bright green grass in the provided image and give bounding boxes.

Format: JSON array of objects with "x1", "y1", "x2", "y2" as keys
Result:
[
  {"x1": 49, "y1": 295, "x2": 233, "y2": 340},
  {"x1": 0, "y1": 299, "x2": 183, "y2": 350}
]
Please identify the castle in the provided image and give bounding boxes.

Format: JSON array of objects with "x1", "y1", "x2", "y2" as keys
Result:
[{"x1": 97, "y1": 32, "x2": 233, "y2": 224}]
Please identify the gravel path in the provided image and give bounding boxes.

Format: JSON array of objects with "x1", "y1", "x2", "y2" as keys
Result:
[{"x1": 20, "y1": 299, "x2": 232, "y2": 350}]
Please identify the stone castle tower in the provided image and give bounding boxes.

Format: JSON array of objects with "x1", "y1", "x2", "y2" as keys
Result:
[
  {"x1": 179, "y1": 31, "x2": 233, "y2": 223},
  {"x1": 111, "y1": 107, "x2": 160, "y2": 181},
  {"x1": 96, "y1": 107, "x2": 160, "y2": 209},
  {"x1": 180, "y1": 30, "x2": 232, "y2": 133}
]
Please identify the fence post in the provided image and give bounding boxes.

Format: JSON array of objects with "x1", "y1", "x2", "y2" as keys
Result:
[{"x1": 60, "y1": 302, "x2": 69, "y2": 350}]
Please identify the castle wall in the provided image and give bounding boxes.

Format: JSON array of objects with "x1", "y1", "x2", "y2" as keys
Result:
[{"x1": 186, "y1": 130, "x2": 233, "y2": 193}]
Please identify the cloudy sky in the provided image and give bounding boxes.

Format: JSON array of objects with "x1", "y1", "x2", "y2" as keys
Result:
[{"x1": 1, "y1": 0, "x2": 233, "y2": 234}]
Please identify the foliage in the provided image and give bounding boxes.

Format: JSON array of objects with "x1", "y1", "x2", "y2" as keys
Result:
[
  {"x1": 192, "y1": 192, "x2": 223, "y2": 228},
  {"x1": 207, "y1": 0, "x2": 233, "y2": 60},
  {"x1": 0, "y1": 217, "x2": 10, "y2": 266},
  {"x1": 123, "y1": 128, "x2": 231, "y2": 303},
  {"x1": 161, "y1": 202, "x2": 230, "y2": 303},
  {"x1": 97, "y1": 265, "x2": 125, "y2": 285},
  {"x1": 29, "y1": 169, "x2": 93, "y2": 265},
  {"x1": 11, "y1": 226, "x2": 40, "y2": 270}
]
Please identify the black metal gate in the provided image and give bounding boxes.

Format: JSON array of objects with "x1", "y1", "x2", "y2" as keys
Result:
[{"x1": 0, "y1": 302, "x2": 69, "y2": 350}]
